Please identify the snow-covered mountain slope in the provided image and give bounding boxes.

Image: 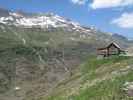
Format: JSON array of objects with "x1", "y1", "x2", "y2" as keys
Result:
[
  {"x1": 0, "y1": 8, "x2": 132, "y2": 48},
  {"x1": 0, "y1": 9, "x2": 94, "y2": 34}
]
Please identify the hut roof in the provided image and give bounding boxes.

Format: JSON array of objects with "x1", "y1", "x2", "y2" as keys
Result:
[{"x1": 97, "y1": 42, "x2": 124, "y2": 51}]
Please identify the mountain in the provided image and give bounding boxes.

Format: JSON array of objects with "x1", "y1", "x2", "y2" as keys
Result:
[
  {"x1": 0, "y1": 9, "x2": 93, "y2": 33},
  {"x1": 0, "y1": 8, "x2": 133, "y2": 100}
]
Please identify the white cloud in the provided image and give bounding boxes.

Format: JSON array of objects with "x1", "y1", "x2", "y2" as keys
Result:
[
  {"x1": 112, "y1": 12, "x2": 133, "y2": 28},
  {"x1": 90, "y1": 0, "x2": 133, "y2": 9},
  {"x1": 71, "y1": 0, "x2": 87, "y2": 5}
]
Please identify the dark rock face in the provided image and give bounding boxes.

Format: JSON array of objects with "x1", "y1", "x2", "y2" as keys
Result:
[
  {"x1": 127, "y1": 90, "x2": 133, "y2": 97},
  {"x1": 0, "y1": 8, "x2": 9, "y2": 17}
]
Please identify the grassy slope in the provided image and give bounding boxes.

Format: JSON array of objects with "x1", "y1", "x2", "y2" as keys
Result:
[
  {"x1": 0, "y1": 26, "x2": 97, "y2": 99},
  {"x1": 45, "y1": 56, "x2": 133, "y2": 100},
  {"x1": 0, "y1": 25, "x2": 133, "y2": 99}
]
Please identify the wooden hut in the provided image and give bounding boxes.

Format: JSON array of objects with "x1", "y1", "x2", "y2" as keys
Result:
[{"x1": 97, "y1": 42, "x2": 125, "y2": 57}]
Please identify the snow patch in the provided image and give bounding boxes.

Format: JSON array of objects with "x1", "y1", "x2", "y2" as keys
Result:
[
  {"x1": 14, "y1": 86, "x2": 21, "y2": 90},
  {"x1": 9, "y1": 12, "x2": 23, "y2": 18}
]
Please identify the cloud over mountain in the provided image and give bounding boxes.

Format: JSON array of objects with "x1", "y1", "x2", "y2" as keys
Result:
[
  {"x1": 90, "y1": 0, "x2": 133, "y2": 9},
  {"x1": 112, "y1": 12, "x2": 133, "y2": 28}
]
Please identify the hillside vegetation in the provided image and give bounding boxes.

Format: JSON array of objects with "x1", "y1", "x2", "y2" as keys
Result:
[
  {"x1": 0, "y1": 25, "x2": 133, "y2": 100},
  {"x1": 46, "y1": 56, "x2": 133, "y2": 100},
  {"x1": 0, "y1": 25, "x2": 102, "y2": 100}
]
